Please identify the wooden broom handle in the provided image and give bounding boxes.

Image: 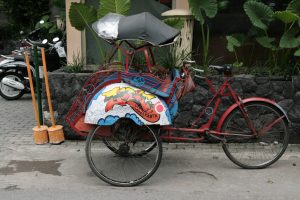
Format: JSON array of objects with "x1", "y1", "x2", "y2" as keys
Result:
[
  {"x1": 41, "y1": 48, "x2": 56, "y2": 127},
  {"x1": 25, "y1": 53, "x2": 40, "y2": 128}
]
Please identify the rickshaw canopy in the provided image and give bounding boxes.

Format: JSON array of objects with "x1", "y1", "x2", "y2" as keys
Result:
[{"x1": 92, "y1": 12, "x2": 180, "y2": 46}]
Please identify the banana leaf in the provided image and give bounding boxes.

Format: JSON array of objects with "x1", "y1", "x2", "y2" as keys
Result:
[
  {"x1": 280, "y1": 28, "x2": 300, "y2": 48},
  {"x1": 188, "y1": 0, "x2": 218, "y2": 25},
  {"x1": 287, "y1": 0, "x2": 300, "y2": 16},
  {"x1": 69, "y1": 2, "x2": 97, "y2": 31},
  {"x1": 244, "y1": 1, "x2": 273, "y2": 31},
  {"x1": 256, "y1": 36, "x2": 277, "y2": 50},
  {"x1": 273, "y1": 11, "x2": 300, "y2": 24},
  {"x1": 98, "y1": 0, "x2": 130, "y2": 19}
]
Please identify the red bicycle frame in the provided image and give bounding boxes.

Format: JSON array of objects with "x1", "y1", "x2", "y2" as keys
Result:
[
  {"x1": 161, "y1": 75, "x2": 258, "y2": 142},
  {"x1": 96, "y1": 42, "x2": 286, "y2": 143}
]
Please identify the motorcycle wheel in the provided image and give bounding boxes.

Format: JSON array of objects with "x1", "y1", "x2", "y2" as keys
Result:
[{"x1": 0, "y1": 72, "x2": 25, "y2": 100}]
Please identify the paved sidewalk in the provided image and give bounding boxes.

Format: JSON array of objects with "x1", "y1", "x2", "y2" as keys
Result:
[
  {"x1": 0, "y1": 94, "x2": 35, "y2": 145},
  {"x1": 0, "y1": 96, "x2": 300, "y2": 200}
]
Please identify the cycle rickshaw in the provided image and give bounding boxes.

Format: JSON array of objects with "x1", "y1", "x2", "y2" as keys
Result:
[{"x1": 65, "y1": 12, "x2": 290, "y2": 187}]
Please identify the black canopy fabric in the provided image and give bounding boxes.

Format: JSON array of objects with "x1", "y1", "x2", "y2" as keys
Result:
[
  {"x1": 92, "y1": 12, "x2": 180, "y2": 46},
  {"x1": 118, "y1": 12, "x2": 180, "y2": 45}
]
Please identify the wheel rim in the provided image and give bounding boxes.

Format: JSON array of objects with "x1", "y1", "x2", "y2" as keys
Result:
[
  {"x1": 222, "y1": 103, "x2": 288, "y2": 168},
  {"x1": 0, "y1": 75, "x2": 23, "y2": 97},
  {"x1": 86, "y1": 120, "x2": 161, "y2": 186}
]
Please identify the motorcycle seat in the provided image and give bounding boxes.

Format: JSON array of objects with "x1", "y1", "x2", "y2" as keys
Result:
[{"x1": 0, "y1": 54, "x2": 34, "y2": 62}]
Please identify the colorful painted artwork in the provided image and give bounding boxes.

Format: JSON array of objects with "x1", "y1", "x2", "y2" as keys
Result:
[{"x1": 84, "y1": 83, "x2": 172, "y2": 126}]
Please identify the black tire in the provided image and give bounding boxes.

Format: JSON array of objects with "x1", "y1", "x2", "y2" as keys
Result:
[
  {"x1": 221, "y1": 102, "x2": 289, "y2": 169},
  {"x1": 85, "y1": 119, "x2": 162, "y2": 186},
  {"x1": 0, "y1": 72, "x2": 25, "y2": 100}
]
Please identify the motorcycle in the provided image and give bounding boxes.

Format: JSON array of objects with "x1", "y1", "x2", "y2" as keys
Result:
[{"x1": 0, "y1": 28, "x2": 66, "y2": 100}]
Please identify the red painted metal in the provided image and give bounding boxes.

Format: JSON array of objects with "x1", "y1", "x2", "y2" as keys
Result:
[
  {"x1": 67, "y1": 40, "x2": 288, "y2": 143},
  {"x1": 160, "y1": 77, "x2": 282, "y2": 141},
  {"x1": 205, "y1": 77, "x2": 216, "y2": 95},
  {"x1": 165, "y1": 77, "x2": 183, "y2": 105},
  {"x1": 258, "y1": 115, "x2": 285, "y2": 136},
  {"x1": 144, "y1": 49, "x2": 152, "y2": 73},
  {"x1": 216, "y1": 97, "x2": 278, "y2": 131},
  {"x1": 160, "y1": 135, "x2": 205, "y2": 142},
  {"x1": 161, "y1": 126, "x2": 206, "y2": 133},
  {"x1": 191, "y1": 80, "x2": 226, "y2": 128},
  {"x1": 149, "y1": 48, "x2": 155, "y2": 66}
]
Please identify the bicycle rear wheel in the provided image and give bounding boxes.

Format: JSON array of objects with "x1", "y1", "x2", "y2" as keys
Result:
[
  {"x1": 221, "y1": 102, "x2": 289, "y2": 169},
  {"x1": 85, "y1": 119, "x2": 162, "y2": 186}
]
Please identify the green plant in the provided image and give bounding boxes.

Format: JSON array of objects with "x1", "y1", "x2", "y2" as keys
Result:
[
  {"x1": 157, "y1": 46, "x2": 192, "y2": 70},
  {"x1": 34, "y1": 15, "x2": 63, "y2": 40},
  {"x1": 1, "y1": 0, "x2": 50, "y2": 29},
  {"x1": 187, "y1": 0, "x2": 228, "y2": 70},
  {"x1": 52, "y1": 0, "x2": 66, "y2": 21},
  {"x1": 98, "y1": 0, "x2": 130, "y2": 19},
  {"x1": 69, "y1": 0, "x2": 131, "y2": 65},
  {"x1": 226, "y1": 0, "x2": 300, "y2": 76},
  {"x1": 64, "y1": 53, "x2": 85, "y2": 73},
  {"x1": 188, "y1": 0, "x2": 219, "y2": 69},
  {"x1": 163, "y1": 18, "x2": 184, "y2": 30},
  {"x1": 0, "y1": 24, "x2": 20, "y2": 41},
  {"x1": 225, "y1": 34, "x2": 246, "y2": 68}
]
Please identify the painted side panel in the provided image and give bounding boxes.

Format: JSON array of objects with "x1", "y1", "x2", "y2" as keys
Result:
[
  {"x1": 85, "y1": 83, "x2": 172, "y2": 125},
  {"x1": 216, "y1": 97, "x2": 290, "y2": 131}
]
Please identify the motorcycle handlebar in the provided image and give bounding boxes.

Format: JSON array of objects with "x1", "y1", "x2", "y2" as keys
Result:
[
  {"x1": 26, "y1": 38, "x2": 45, "y2": 46},
  {"x1": 182, "y1": 60, "x2": 204, "y2": 73},
  {"x1": 192, "y1": 68, "x2": 204, "y2": 73}
]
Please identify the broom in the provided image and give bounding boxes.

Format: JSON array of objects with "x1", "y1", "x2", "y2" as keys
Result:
[
  {"x1": 25, "y1": 52, "x2": 48, "y2": 144},
  {"x1": 41, "y1": 48, "x2": 65, "y2": 144}
]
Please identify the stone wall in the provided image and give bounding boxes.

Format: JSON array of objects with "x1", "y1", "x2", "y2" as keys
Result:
[
  {"x1": 42, "y1": 72, "x2": 90, "y2": 139},
  {"x1": 42, "y1": 72, "x2": 300, "y2": 142}
]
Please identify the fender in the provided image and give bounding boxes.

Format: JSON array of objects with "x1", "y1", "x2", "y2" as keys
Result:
[
  {"x1": 1, "y1": 61, "x2": 36, "y2": 76},
  {"x1": 84, "y1": 82, "x2": 172, "y2": 126},
  {"x1": 216, "y1": 97, "x2": 291, "y2": 131}
]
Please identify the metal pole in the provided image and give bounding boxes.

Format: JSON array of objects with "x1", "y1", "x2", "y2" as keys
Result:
[{"x1": 33, "y1": 45, "x2": 43, "y2": 125}]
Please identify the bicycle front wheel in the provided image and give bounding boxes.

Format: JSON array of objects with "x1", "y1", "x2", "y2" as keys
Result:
[
  {"x1": 85, "y1": 120, "x2": 162, "y2": 187},
  {"x1": 221, "y1": 102, "x2": 289, "y2": 169}
]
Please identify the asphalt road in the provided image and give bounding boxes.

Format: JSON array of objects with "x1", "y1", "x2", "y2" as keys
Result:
[{"x1": 0, "y1": 143, "x2": 299, "y2": 200}]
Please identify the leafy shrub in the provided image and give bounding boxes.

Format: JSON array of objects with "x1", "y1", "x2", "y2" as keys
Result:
[
  {"x1": 0, "y1": 24, "x2": 20, "y2": 41},
  {"x1": 226, "y1": 0, "x2": 300, "y2": 76},
  {"x1": 64, "y1": 53, "x2": 85, "y2": 73},
  {"x1": 1, "y1": 0, "x2": 50, "y2": 30}
]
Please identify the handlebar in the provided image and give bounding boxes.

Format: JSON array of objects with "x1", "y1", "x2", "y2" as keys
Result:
[
  {"x1": 192, "y1": 68, "x2": 204, "y2": 73},
  {"x1": 25, "y1": 28, "x2": 58, "y2": 47},
  {"x1": 183, "y1": 60, "x2": 196, "y2": 65},
  {"x1": 26, "y1": 38, "x2": 45, "y2": 46},
  {"x1": 182, "y1": 60, "x2": 205, "y2": 73}
]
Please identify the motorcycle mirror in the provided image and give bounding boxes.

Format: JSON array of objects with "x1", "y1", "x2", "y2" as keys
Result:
[
  {"x1": 42, "y1": 39, "x2": 48, "y2": 44},
  {"x1": 52, "y1": 37, "x2": 60, "y2": 42},
  {"x1": 40, "y1": 20, "x2": 45, "y2": 24}
]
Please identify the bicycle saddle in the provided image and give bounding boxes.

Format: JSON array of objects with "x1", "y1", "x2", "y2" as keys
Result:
[{"x1": 209, "y1": 65, "x2": 232, "y2": 73}]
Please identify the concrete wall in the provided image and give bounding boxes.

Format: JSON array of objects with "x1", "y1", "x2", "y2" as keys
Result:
[{"x1": 65, "y1": 0, "x2": 86, "y2": 64}]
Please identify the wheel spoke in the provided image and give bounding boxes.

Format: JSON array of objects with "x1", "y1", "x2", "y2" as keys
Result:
[
  {"x1": 222, "y1": 102, "x2": 289, "y2": 169},
  {"x1": 85, "y1": 119, "x2": 162, "y2": 186}
]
